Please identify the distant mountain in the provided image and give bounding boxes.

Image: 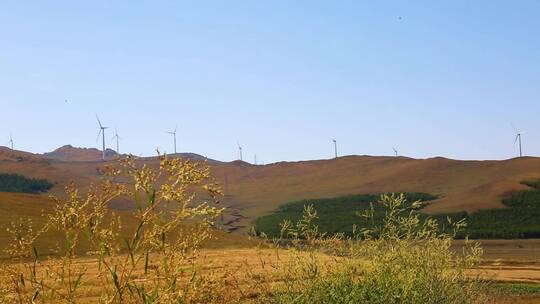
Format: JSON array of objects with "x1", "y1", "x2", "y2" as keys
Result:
[
  {"x1": 42, "y1": 145, "x2": 222, "y2": 164},
  {"x1": 0, "y1": 146, "x2": 47, "y2": 163},
  {"x1": 43, "y1": 145, "x2": 119, "y2": 162},
  {"x1": 138, "y1": 152, "x2": 223, "y2": 165}
]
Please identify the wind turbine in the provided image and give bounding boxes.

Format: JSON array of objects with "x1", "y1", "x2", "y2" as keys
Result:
[
  {"x1": 237, "y1": 142, "x2": 243, "y2": 161},
  {"x1": 96, "y1": 115, "x2": 109, "y2": 161},
  {"x1": 111, "y1": 128, "x2": 121, "y2": 155},
  {"x1": 7, "y1": 134, "x2": 13, "y2": 150},
  {"x1": 167, "y1": 126, "x2": 177, "y2": 154},
  {"x1": 332, "y1": 139, "x2": 337, "y2": 159},
  {"x1": 511, "y1": 124, "x2": 524, "y2": 158},
  {"x1": 254, "y1": 154, "x2": 257, "y2": 165},
  {"x1": 393, "y1": 147, "x2": 398, "y2": 157},
  {"x1": 514, "y1": 131, "x2": 524, "y2": 158}
]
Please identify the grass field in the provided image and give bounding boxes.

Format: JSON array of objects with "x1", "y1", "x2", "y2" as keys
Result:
[
  {"x1": 2, "y1": 247, "x2": 539, "y2": 303},
  {"x1": 0, "y1": 192, "x2": 539, "y2": 303}
]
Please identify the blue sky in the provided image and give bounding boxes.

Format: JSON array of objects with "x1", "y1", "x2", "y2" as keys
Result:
[{"x1": 1, "y1": 1, "x2": 539, "y2": 162}]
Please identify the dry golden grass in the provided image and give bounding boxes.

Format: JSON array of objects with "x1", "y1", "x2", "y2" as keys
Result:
[{"x1": 3, "y1": 247, "x2": 539, "y2": 303}]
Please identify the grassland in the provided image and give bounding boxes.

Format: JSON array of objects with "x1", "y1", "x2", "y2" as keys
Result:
[
  {"x1": 0, "y1": 185, "x2": 539, "y2": 302},
  {"x1": 2, "y1": 248, "x2": 538, "y2": 303}
]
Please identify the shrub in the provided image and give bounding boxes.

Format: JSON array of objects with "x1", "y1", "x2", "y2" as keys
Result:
[{"x1": 266, "y1": 194, "x2": 486, "y2": 304}]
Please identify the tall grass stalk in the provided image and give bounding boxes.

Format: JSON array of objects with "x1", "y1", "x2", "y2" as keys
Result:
[{"x1": 0, "y1": 155, "x2": 227, "y2": 303}]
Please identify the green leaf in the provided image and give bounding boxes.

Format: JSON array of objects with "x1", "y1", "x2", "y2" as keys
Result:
[
  {"x1": 73, "y1": 273, "x2": 84, "y2": 291},
  {"x1": 144, "y1": 250, "x2": 149, "y2": 275}
]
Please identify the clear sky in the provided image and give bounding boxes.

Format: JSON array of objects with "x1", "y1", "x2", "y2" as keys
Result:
[{"x1": 1, "y1": 1, "x2": 539, "y2": 163}]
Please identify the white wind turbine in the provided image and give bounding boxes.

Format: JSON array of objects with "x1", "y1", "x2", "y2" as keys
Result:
[
  {"x1": 112, "y1": 128, "x2": 121, "y2": 155},
  {"x1": 514, "y1": 130, "x2": 524, "y2": 158},
  {"x1": 96, "y1": 115, "x2": 109, "y2": 161},
  {"x1": 167, "y1": 126, "x2": 177, "y2": 154},
  {"x1": 237, "y1": 141, "x2": 243, "y2": 161},
  {"x1": 512, "y1": 124, "x2": 524, "y2": 158},
  {"x1": 7, "y1": 134, "x2": 13, "y2": 150},
  {"x1": 332, "y1": 139, "x2": 337, "y2": 158}
]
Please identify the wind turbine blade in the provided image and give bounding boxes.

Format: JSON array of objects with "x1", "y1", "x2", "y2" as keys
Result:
[
  {"x1": 96, "y1": 129, "x2": 102, "y2": 143},
  {"x1": 174, "y1": 125, "x2": 177, "y2": 133},
  {"x1": 96, "y1": 114, "x2": 103, "y2": 128}
]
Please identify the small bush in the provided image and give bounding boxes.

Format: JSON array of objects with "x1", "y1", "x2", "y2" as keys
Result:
[{"x1": 266, "y1": 194, "x2": 486, "y2": 304}]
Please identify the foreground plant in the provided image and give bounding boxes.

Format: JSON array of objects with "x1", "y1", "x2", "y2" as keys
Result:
[
  {"x1": 266, "y1": 193, "x2": 486, "y2": 304},
  {"x1": 0, "y1": 155, "x2": 226, "y2": 303}
]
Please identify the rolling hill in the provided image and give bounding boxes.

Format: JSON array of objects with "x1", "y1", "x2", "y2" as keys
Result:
[
  {"x1": 1, "y1": 146, "x2": 540, "y2": 233},
  {"x1": 43, "y1": 144, "x2": 120, "y2": 161}
]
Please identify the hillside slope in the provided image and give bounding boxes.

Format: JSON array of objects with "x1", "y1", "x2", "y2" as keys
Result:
[
  {"x1": 209, "y1": 156, "x2": 540, "y2": 229},
  {"x1": 1, "y1": 147, "x2": 539, "y2": 232}
]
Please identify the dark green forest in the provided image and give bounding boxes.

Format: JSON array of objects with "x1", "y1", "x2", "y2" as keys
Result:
[
  {"x1": 255, "y1": 193, "x2": 437, "y2": 238},
  {"x1": 255, "y1": 180, "x2": 540, "y2": 239},
  {"x1": 0, "y1": 173, "x2": 53, "y2": 194}
]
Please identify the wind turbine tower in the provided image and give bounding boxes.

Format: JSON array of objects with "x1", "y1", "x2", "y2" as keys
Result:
[
  {"x1": 515, "y1": 131, "x2": 524, "y2": 157},
  {"x1": 112, "y1": 128, "x2": 121, "y2": 155},
  {"x1": 393, "y1": 147, "x2": 398, "y2": 157},
  {"x1": 96, "y1": 115, "x2": 109, "y2": 161},
  {"x1": 167, "y1": 126, "x2": 177, "y2": 154},
  {"x1": 254, "y1": 154, "x2": 257, "y2": 165},
  {"x1": 332, "y1": 139, "x2": 337, "y2": 159},
  {"x1": 7, "y1": 134, "x2": 13, "y2": 150},
  {"x1": 237, "y1": 142, "x2": 243, "y2": 161}
]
